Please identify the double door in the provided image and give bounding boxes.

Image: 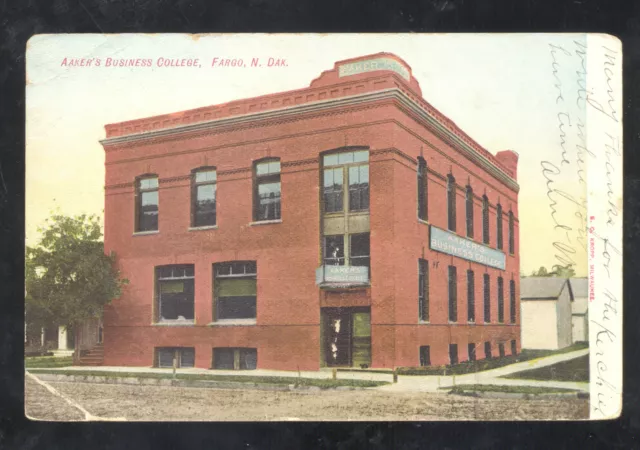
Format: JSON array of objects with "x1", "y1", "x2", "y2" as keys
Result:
[{"x1": 322, "y1": 307, "x2": 371, "y2": 368}]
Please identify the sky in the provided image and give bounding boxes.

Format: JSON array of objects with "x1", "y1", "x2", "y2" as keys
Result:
[{"x1": 25, "y1": 33, "x2": 591, "y2": 276}]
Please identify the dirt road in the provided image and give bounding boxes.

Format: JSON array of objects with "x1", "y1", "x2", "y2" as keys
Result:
[{"x1": 25, "y1": 377, "x2": 589, "y2": 421}]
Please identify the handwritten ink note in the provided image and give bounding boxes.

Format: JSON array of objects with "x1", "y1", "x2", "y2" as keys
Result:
[
  {"x1": 544, "y1": 35, "x2": 622, "y2": 419},
  {"x1": 585, "y1": 35, "x2": 623, "y2": 420}
]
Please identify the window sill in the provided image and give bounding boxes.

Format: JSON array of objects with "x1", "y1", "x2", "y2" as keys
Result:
[
  {"x1": 418, "y1": 320, "x2": 430, "y2": 325},
  {"x1": 324, "y1": 211, "x2": 369, "y2": 217},
  {"x1": 249, "y1": 219, "x2": 282, "y2": 226},
  {"x1": 153, "y1": 321, "x2": 195, "y2": 326},
  {"x1": 418, "y1": 218, "x2": 429, "y2": 226},
  {"x1": 133, "y1": 230, "x2": 159, "y2": 236},
  {"x1": 189, "y1": 225, "x2": 218, "y2": 231},
  {"x1": 208, "y1": 319, "x2": 257, "y2": 327}
]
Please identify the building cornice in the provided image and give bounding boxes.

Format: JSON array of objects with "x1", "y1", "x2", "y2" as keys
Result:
[{"x1": 100, "y1": 88, "x2": 519, "y2": 192}]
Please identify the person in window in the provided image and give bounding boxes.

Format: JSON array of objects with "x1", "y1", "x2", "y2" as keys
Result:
[{"x1": 332, "y1": 245, "x2": 341, "y2": 265}]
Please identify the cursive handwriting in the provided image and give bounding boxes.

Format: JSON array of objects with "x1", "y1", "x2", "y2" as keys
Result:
[{"x1": 550, "y1": 43, "x2": 572, "y2": 103}]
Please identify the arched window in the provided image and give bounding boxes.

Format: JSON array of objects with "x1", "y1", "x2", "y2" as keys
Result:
[
  {"x1": 254, "y1": 158, "x2": 281, "y2": 221},
  {"x1": 417, "y1": 157, "x2": 427, "y2": 220},
  {"x1": 465, "y1": 186, "x2": 474, "y2": 238},
  {"x1": 135, "y1": 175, "x2": 158, "y2": 232},
  {"x1": 447, "y1": 175, "x2": 456, "y2": 232},
  {"x1": 496, "y1": 203, "x2": 503, "y2": 250},
  {"x1": 191, "y1": 167, "x2": 217, "y2": 227}
]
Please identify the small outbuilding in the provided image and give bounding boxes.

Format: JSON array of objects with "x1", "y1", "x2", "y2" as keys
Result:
[
  {"x1": 520, "y1": 277, "x2": 572, "y2": 350},
  {"x1": 568, "y1": 277, "x2": 589, "y2": 343}
]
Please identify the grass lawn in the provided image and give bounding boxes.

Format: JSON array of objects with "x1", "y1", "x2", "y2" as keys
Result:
[
  {"x1": 397, "y1": 342, "x2": 588, "y2": 376},
  {"x1": 26, "y1": 368, "x2": 389, "y2": 389},
  {"x1": 25, "y1": 356, "x2": 74, "y2": 368},
  {"x1": 443, "y1": 384, "x2": 580, "y2": 396},
  {"x1": 502, "y1": 355, "x2": 589, "y2": 382}
]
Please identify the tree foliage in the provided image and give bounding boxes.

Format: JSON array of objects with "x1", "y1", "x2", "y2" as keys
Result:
[
  {"x1": 25, "y1": 214, "x2": 127, "y2": 328},
  {"x1": 529, "y1": 264, "x2": 576, "y2": 278}
]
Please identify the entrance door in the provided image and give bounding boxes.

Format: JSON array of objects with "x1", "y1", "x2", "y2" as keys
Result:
[
  {"x1": 322, "y1": 308, "x2": 371, "y2": 367},
  {"x1": 351, "y1": 311, "x2": 371, "y2": 368},
  {"x1": 323, "y1": 308, "x2": 352, "y2": 366}
]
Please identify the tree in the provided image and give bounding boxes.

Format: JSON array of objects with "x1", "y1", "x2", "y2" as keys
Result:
[
  {"x1": 25, "y1": 214, "x2": 127, "y2": 343},
  {"x1": 529, "y1": 264, "x2": 576, "y2": 278},
  {"x1": 550, "y1": 264, "x2": 576, "y2": 278},
  {"x1": 530, "y1": 266, "x2": 549, "y2": 277}
]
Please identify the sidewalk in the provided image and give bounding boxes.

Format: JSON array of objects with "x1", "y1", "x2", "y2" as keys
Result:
[
  {"x1": 378, "y1": 348, "x2": 590, "y2": 393},
  {"x1": 28, "y1": 365, "x2": 394, "y2": 382},
  {"x1": 28, "y1": 348, "x2": 590, "y2": 393}
]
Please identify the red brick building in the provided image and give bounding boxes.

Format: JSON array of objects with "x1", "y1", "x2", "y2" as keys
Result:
[{"x1": 100, "y1": 53, "x2": 520, "y2": 371}]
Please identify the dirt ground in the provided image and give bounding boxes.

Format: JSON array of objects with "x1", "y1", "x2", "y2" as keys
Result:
[{"x1": 25, "y1": 377, "x2": 589, "y2": 422}]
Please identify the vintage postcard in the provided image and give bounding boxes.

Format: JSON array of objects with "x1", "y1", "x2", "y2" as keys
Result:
[{"x1": 24, "y1": 34, "x2": 622, "y2": 421}]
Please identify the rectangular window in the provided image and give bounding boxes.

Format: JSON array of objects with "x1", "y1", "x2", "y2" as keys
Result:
[
  {"x1": 483, "y1": 273, "x2": 491, "y2": 323},
  {"x1": 323, "y1": 150, "x2": 369, "y2": 214},
  {"x1": 467, "y1": 269, "x2": 475, "y2": 322},
  {"x1": 324, "y1": 235, "x2": 345, "y2": 266},
  {"x1": 499, "y1": 343, "x2": 505, "y2": 358},
  {"x1": 213, "y1": 348, "x2": 257, "y2": 370},
  {"x1": 497, "y1": 204, "x2": 503, "y2": 250},
  {"x1": 214, "y1": 262, "x2": 257, "y2": 321},
  {"x1": 484, "y1": 342, "x2": 492, "y2": 359},
  {"x1": 448, "y1": 266, "x2": 457, "y2": 322},
  {"x1": 137, "y1": 176, "x2": 159, "y2": 232},
  {"x1": 449, "y1": 344, "x2": 458, "y2": 365},
  {"x1": 419, "y1": 345, "x2": 431, "y2": 367},
  {"x1": 466, "y1": 187, "x2": 474, "y2": 238},
  {"x1": 509, "y1": 211, "x2": 515, "y2": 254},
  {"x1": 509, "y1": 279, "x2": 516, "y2": 324},
  {"x1": 447, "y1": 175, "x2": 456, "y2": 232},
  {"x1": 348, "y1": 165, "x2": 369, "y2": 211},
  {"x1": 192, "y1": 169, "x2": 216, "y2": 227},
  {"x1": 482, "y1": 196, "x2": 490, "y2": 244},
  {"x1": 156, "y1": 347, "x2": 195, "y2": 368},
  {"x1": 498, "y1": 276, "x2": 504, "y2": 323},
  {"x1": 323, "y1": 167, "x2": 344, "y2": 213},
  {"x1": 511, "y1": 340, "x2": 517, "y2": 356},
  {"x1": 254, "y1": 160, "x2": 281, "y2": 221},
  {"x1": 350, "y1": 233, "x2": 370, "y2": 268},
  {"x1": 417, "y1": 158, "x2": 427, "y2": 220},
  {"x1": 156, "y1": 265, "x2": 194, "y2": 323},
  {"x1": 468, "y1": 343, "x2": 476, "y2": 361},
  {"x1": 418, "y1": 259, "x2": 429, "y2": 322}
]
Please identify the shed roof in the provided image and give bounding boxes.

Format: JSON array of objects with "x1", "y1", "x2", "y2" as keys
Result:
[
  {"x1": 568, "y1": 277, "x2": 588, "y2": 299},
  {"x1": 520, "y1": 277, "x2": 569, "y2": 300}
]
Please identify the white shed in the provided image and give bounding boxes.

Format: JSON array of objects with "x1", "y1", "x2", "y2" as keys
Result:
[
  {"x1": 520, "y1": 277, "x2": 572, "y2": 350},
  {"x1": 569, "y1": 277, "x2": 589, "y2": 343}
]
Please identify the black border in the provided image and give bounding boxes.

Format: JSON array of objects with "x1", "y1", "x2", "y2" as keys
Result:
[{"x1": 2, "y1": 1, "x2": 639, "y2": 448}]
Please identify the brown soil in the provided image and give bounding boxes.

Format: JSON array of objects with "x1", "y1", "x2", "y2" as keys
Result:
[
  {"x1": 24, "y1": 377, "x2": 85, "y2": 422},
  {"x1": 25, "y1": 378, "x2": 590, "y2": 421}
]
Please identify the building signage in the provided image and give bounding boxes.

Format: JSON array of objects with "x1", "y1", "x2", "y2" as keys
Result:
[
  {"x1": 429, "y1": 225, "x2": 506, "y2": 270},
  {"x1": 338, "y1": 57, "x2": 410, "y2": 81},
  {"x1": 316, "y1": 265, "x2": 369, "y2": 285}
]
